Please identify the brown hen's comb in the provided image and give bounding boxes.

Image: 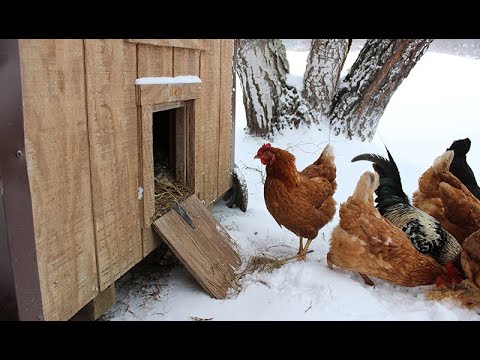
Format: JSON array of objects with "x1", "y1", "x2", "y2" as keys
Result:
[{"x1": 258, "y1": 143, "x2": 272, "y2": 154}]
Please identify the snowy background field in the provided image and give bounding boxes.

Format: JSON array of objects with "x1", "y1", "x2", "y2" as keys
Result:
[{"x1": 102, "y1": 40, "x2": 480, "y2": 321}]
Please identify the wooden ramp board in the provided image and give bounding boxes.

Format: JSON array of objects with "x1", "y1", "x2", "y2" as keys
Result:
[{"x1": 152, "y1": 195, "x2": 241, "y2": 299}]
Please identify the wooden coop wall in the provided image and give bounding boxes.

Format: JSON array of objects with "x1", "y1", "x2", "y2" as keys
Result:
[{"x1": 18, "y1": 39, "x2": 234, "y2": 320}]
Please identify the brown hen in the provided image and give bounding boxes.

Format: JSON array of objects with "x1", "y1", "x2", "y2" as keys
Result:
[
  {"x1": 327, "y1": 171, "x2": 447, "y2": 287},
  {"x1": 461, "y1": 229, "x2": 480, "y2": 289},
  {"x1": 413, "y1": 150, "x2": 480, "y2": 244},
  {"x1": 254, "y1": 143, "x2": 337, "y2": 260}
]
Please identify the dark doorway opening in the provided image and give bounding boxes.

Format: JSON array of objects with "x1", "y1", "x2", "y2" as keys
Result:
[{"x1": 153, "y1": 109, "x2": 175, "y2": 177}]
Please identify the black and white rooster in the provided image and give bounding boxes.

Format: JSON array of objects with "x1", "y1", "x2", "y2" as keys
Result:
[{"x1": 352, "y1": 148, "x2": 462, "y2": 266}]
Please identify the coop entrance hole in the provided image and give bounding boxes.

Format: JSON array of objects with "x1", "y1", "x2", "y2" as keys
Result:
[
  {"x1": 152, "y1": 106, "x2": 193, "y2": 219},
  {"x1": 153, "y1": 109, "x2": 175, "y2": 176}
]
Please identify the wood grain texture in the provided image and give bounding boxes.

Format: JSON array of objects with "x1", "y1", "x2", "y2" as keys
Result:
[
  {"x1": 137, "y1": 44, "x2": 173, "y2": 78},
  {"x1": 153, "y1": 195, "x2": 241, "y2": 299},
  {"x1": 174, "y1": 48, "x2": 201, "y2": 76},
  {"x1": 217, "y1": 40, "x2": 234, "y2": 197},
  {"x1": 138, "y1": 82, "x2": 202, "y2": 106},
  {"x1": 140, "y1": 105, "x2": 155, "y2": 229},
  {"x1": 19, "y1": 39, "x2": 98, "y2": 320},
  {"x1": 172, "y1": 49, "x2": 202, "y2": 199},
  {"x1": 70, "y1": 284, "x2": 115, "y2": 320},
  {"x1": 126, "y1": 39, "x2": 207, "y2": 51},
  {"x1": 199, "y1": 40, "x2": 222, "y2": 205},
  {"x1": 185, "y1": 100, "x2": 197, "y2": 190},
  {"x1": 175, "y1": 106, "x2": 187, "y2": 184},
  {"x1": 84, "y1": 39, "x2": 142, "y2": 291}
]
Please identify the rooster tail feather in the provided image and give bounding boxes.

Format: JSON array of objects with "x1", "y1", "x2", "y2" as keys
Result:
[{"x1": 352, "y1": 148, "x2": 410, "y2": 213}]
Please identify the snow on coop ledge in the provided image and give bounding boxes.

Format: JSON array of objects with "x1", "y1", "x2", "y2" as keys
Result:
[
  {"x1": 135, "y1": 75, "x2": 202, "y2": 85},
  {"x1": 135, "y1": 76, "x2": 202, "y2": 106}
]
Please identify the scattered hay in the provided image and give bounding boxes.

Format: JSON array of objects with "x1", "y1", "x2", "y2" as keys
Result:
[
  {"x1": 425, "y1": 280, "x2": 480, "y2": 308},
  {"x1": 236, "y1": 252, "x2": 304, "y2": 282},
  {"x1": 154, "y1": 166, "x2": 193, "y2": 218},
  {"x1": 243, "y1": 254, "x2": 298, "y2": 274}
]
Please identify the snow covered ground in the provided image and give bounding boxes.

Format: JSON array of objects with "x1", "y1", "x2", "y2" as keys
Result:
[{"x1": 103, "y1": 44, "x2": 480, "y2": 321}]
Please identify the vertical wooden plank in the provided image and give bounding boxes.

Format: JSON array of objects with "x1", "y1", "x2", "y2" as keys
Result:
[
  {"x1": 217, "y1": 40, "x2": 234, "y2": 197},
  {"x1": 70, "y1": 284, "x2": 115, "y2": 320},
  {"x1": 175, "y1": 107, "x2": 187, "y2": 184},
  {"x1": 84, "y1": 40, "x2": 142, "y2": 291},
  {"x1": 19, "y1": 40, "x2": 98, "y2": 320},
  {"x1": 199, "y1": 40, "x2": 222, "y2": 205},
  {"x1": 186, "y1": 100, "x2": 197, "y2": 191},
  {"x1": 137, "y1": 44, "x2": 173, "y2": 78},
  {"x1": 173, "y1": 48, "x2": 200, "y2": 77},
  {"x1": 141, "y1": 105, "x2": 155, "y2": 229},
  {"x1": 173, "y1": 48, "x2": 203, "y2": 199}
]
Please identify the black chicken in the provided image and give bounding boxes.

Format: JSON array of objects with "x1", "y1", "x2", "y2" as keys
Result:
[
  {"x1": 352, "y1": 148, "x2": 462, "y2": 266},
  {"x1": 447, "y1": 138, "x2": 480, "y2": 200}
]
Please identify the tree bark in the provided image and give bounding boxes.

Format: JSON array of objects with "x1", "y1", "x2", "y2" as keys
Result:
[
  {"x1": 235, "y1": 39, "x2": 289, "y2": 136},
  {"x1": 329, "y1": 39, "x2": 433, "y2": 141},
  {"x1": 235, "y1": 39, "x2": 314, "y2": 137},
  {"x1": 303, "y1": 39, "x2": 351, "y2": 119}
]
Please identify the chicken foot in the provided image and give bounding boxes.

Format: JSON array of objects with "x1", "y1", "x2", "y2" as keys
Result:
[{"x1": 297, "y1": 238, "x2": 314, "y2": 261}]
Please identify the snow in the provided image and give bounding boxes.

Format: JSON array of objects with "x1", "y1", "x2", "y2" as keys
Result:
[
  {"x1": 285, "y1": 74, "x2": 304, "y2": 92},
  {"x1": 103, "y1": 48, "x2": 480, "y2": 321},
  {"x1": 134, "y1": 75, "x2": 201, "y2": 85}
]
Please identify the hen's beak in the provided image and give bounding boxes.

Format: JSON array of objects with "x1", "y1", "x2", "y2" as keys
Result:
[{"x1": 254, "y1": 155, "x2": 260, "y2": 159}]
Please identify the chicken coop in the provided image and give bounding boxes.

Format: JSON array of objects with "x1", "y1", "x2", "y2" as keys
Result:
[{"x1": 0, "y1": 39, "x2": 242, "y2": 321}]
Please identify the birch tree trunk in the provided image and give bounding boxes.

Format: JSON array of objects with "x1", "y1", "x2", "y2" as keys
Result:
[
  {"x1": 235, "y1": 39, "x2": 314, "y2": 137},
  {"x1": 235, "y1": 39, "x2": 289, "y2": 136},
  {"x1": 329, "y1": 39, "x2": 433, "y2": 141},
  {"x1": 303, "y1": 39, "x2": 351, "y2": 118}
]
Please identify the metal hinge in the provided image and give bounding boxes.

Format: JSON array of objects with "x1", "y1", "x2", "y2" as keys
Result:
[{"x1": 172, "y1": 202, "x2": 195, "y2": 229}]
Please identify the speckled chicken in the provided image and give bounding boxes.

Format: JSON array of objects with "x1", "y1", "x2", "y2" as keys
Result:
[{"x1": 352, "y1": 148, "x2": 462, "y2": 266}]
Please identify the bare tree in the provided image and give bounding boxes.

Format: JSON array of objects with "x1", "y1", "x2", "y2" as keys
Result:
[
  {"x1": 303, "y1": 39, "x2": 351, "y2": 118},
  {"x1": 235, "y1": 39, "x2": 432, "y2": 141},
  {"x1": 235, "y1": 39, "x2": 314, "y2": 137},
  {"x1": 329, "y1": 39, "x2": 432, "y2": 140}
]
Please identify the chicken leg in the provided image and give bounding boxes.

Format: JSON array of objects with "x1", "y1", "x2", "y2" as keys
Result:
[
  {"x1": 298, "y1": 237, "x2": 304, "y2": 254},
  {"x1": 297, "y1": 238, "x2": 313, "y2": 261}
]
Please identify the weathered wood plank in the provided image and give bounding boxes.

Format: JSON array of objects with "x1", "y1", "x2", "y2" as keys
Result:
[
  {"x1": 175, "y1": 106, "x2": 187, "y2": 184},
  {"x1": 199, "y1": 40, "x2": 222, "y2": 205},
  {"x1": 217, "y1": 40, "x2": 234, "y2": 198},
  {"x1": 185, "y1": 100, "x2": 197, "y2": 191},
  {"x1": 70, "y1": 284, "x2": 115, "y2": 321},
  {"x1": 173, "y1": 49, "x2": 202, "y2": 199},
  {"x1": 174, "y1": 48, "x2": 201, "y2": 76},
  {"x1": 137, "y1": 44, "x2": 173, "y2": 78},
  {"x1": 141, "y1": 105, "x2": 155, "y2": 229},
  {"x1": 19, "y1": 39, "x2": 98, "y2": 320},
  {"x1": 138, "y1": 82, "x2": 202, "y2": 106},
  {"x1": 125, "y1": 39, "x2": 207, "y2": 51},
  {"x1": 153, "y1": 195, "x2": 241, "y2": 299},
  {"x1": 84, "y1": 39, "x2": 142, "y2": 291}
]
